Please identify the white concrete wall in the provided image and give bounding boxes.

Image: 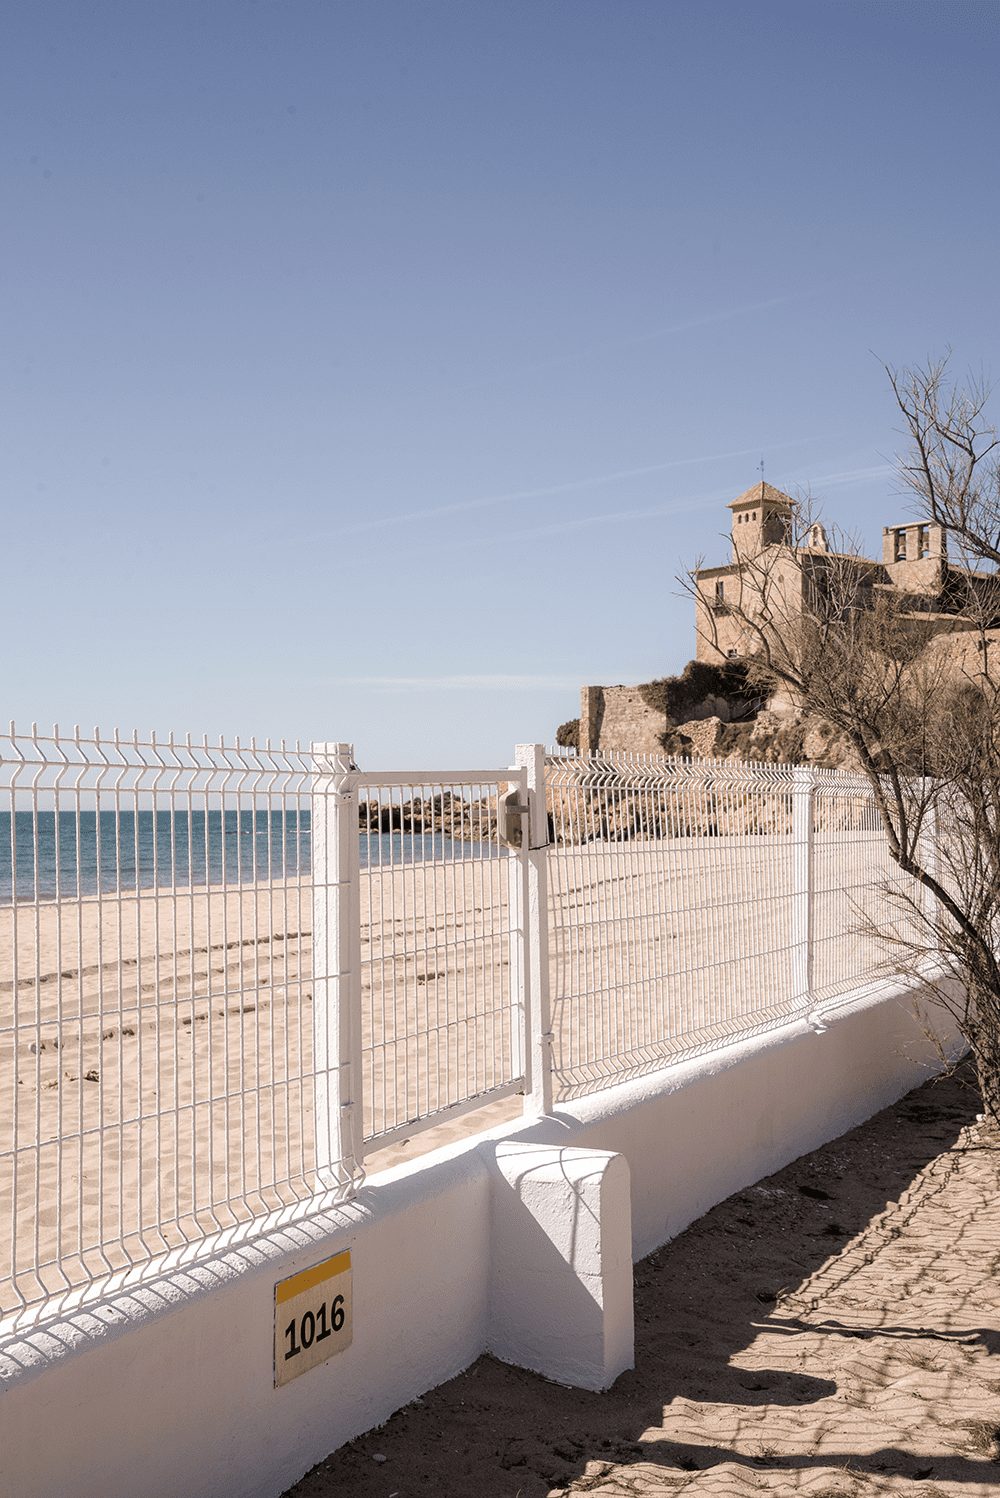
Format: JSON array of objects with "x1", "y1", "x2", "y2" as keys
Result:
[
  {"x1": 0, "y1": 981, "x2": 964, "y2": 1498},
  {"x1": 0, "y1": 1154, "x2": 494, "y2": 1498}
]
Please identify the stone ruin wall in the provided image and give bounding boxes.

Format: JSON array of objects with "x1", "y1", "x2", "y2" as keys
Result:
[
  {"x1": 578, "y1": 629, "x2": 1000, "y2": 767},
  {"x1": 579, "y1": 684, "x2": 733, "y2": 757}
]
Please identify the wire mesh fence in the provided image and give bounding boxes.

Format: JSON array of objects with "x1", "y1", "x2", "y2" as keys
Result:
[
  {"x1": 0, "y1": 725, "x2": 339, "y2": 1330},
  {"x1": 2, "y1": 731, "x2": 920, "y2": 1332},
  {"x1": 354, "y1": 773, "x2": 527, "y2": 1148},
  {"x1": 810, "y1": 771, "x2": 915, "y2": 1002},
  {"x1": 544, "y1": 752, "x2": 914, "y2": 1100}
]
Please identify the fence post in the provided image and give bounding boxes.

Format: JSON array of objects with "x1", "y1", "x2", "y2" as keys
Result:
[
  {"x1": 311, "y1": 741, "x2": 363, "y2": 1186},
  {"x1": 791, "y1": 765, "x2": 816, "y2": 1010},
  {"x1": 516, "y1": 743, "x2": 553, "y2": 1115}
]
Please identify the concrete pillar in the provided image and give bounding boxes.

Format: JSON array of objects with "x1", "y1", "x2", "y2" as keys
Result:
[{"x1": 488, "y1": 1142, "x2": 633, "y2": 1391}]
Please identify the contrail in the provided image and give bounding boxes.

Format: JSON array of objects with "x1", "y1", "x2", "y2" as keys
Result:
[
  {"x1": 335, "y1": 436, "x2": 818, "y2": 538},
  {"x1": 629, "y1": 289, "x2": 822, "y2": 344},
  {"x1": 346, "y1": 460, "x2": 892, "y2": 557},
  {"x1": 539, "y1": 287, "x2": 826, "y2": 366},
  {"x1": 808, "y1": 463, "x2": 893, "y2": 487},
  {"x1": 486, "y1": 462, "x2": 895, "y2": 548}
]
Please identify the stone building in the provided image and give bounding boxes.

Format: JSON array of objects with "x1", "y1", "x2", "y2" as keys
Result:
[
  {"x1": 574, "y1": 480, "x2": 996, "y2": 759},
  {"x1": 692, "y1": 480, "x2": 966, "y2": 665}
]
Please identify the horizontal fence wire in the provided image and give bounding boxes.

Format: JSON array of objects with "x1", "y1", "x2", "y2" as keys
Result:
[
  {"x1": 544, "y1": 752, "x2": 914, "y2": 1100},
  {"x1": 3, "y1": 728, "x2": 924, "y2": 1333},
  {"x1": 0, "y1": 725, "x2": 355, "y2": 1333},
  {"x1": 810, "y1": 771, "x2": 915, "y2": 1003},
  {"x1": 356, "y1": 774, "x2": 525, "y2": 1147}
]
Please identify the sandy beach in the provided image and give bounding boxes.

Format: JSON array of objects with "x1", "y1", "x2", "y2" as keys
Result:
[
  {"x1": 3, "y1": 834, "x2": 905, "y2": 1315},
  {"x1": 2, "y1": 882, "x2": 316, "y2": 1308},
  {"x1": 2, "y1": 863, "x2": 523, "y2": 1310},
  {"x1": 283, "y1": 1060, "x2": 1000, "y2": 1498}
]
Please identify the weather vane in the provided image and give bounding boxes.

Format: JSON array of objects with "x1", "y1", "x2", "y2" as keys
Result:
[{"x1": 758, "y1": 458, "x2": 765, "y2": 486}]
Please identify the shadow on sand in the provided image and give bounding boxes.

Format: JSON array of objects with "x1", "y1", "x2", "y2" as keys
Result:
[{"x1": 286, "y1": 1061, "x2": 1000, "y2": 1496}]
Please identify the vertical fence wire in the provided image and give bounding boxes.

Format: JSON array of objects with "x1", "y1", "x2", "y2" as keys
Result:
[
  {"x1": 0, "y1": 725, "x2": 354, "y2": 1333},
  {"x1": 544, "y1": 751, "x2": 915, "y2": 1100},
  {"x1": 355, "y1": 771, "x2": 527, "y2": 1148}
]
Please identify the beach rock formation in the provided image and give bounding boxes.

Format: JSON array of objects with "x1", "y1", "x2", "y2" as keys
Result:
[
  {"x1": 663, "y1": 710, "x2": 859, "y2": 769},
  {"x1": 357, "y1": 791, "x2": 503, "y2": 841}
]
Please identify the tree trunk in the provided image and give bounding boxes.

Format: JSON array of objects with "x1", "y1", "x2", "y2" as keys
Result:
[
  {"x1": 975, "y1": 1047, "x2": 1000, "y2": 1127},
  {"x1": 967, "y1": 978, "x2": 1000, "y2": 1126}
]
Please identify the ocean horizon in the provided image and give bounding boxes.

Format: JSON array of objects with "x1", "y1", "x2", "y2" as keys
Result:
[{"x1": 0, "y1": 810, "x2": 497, "y2": 903}]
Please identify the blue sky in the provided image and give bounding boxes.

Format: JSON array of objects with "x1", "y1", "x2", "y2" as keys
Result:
[{"x1": 3, "y1": 0, "x2": 998, "y2": 766}]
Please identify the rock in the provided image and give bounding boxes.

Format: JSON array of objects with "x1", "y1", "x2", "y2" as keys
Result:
[
  {"x1": 749, "y1": 710, "x2": 790, "y2": 741},
  {"x1": 673, "y1": 716, "x2": 726, "y2": 757},
  {"x1": 802, "y1": 721, "x2": 836, "y2": 760}
]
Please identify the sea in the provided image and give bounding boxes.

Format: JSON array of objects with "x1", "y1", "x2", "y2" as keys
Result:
[{"x1": 0, "y1": 810, "x2": 498, "y2": 903}]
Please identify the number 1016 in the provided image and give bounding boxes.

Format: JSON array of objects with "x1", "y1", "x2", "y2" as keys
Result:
[{"x1": 284, "y1": 1294, "x2": 345, "y2": 1360}]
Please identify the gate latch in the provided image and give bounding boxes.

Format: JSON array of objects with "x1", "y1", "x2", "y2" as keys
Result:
[{"x1": 498, "y1": 789, "x2": 530, "y2": 849}]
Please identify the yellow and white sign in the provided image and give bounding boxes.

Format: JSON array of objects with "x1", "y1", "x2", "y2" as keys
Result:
[{"x1": 274, "y1": 1250, "x2": 352, "y2": 1387}]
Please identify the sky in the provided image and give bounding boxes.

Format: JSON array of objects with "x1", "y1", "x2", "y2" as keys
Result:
[{"x1": 2, "y1": 0, "x2": 998, "y2": 767}]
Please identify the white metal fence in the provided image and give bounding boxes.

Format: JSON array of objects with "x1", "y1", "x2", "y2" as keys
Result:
[
  {"x1": 545, "y1": 754, "x2": 914, "y2": 1098},
  {"x1": 0, "y1": 727, "x2": 329, "y2": 1332},
  {"x1": 2, "y1": 731, "x2": 915, "y2": 1332},
  {"x1": 313, "y1": 745, "x2": 529, "y2": 1162}
]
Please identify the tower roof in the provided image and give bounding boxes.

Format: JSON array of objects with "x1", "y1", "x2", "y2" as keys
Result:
[{"x1": 727, "y1": 481, "x2": 795, "y2": 511}]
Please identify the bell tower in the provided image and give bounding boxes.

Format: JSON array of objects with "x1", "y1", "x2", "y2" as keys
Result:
[{"x1": 728, "y1": 481, "x2": 795, "y2": 560}]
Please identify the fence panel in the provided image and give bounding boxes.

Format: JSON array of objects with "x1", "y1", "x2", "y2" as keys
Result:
[
  {"x1": 810, "y1": 770, "x2": 915, "y2": 1001},
  {"x1": 0, "y1": 725, "x2": 352, "y2": 1331},
  {"x1": 546, "y1": 754, "x2": 801, "y2": 1097},
  {"x1": 354, "y1": 769, "x2": 527, "y2": 1151},
  {"x1": 544, "y1": 752, "x2": 915, "y2": 1100}
]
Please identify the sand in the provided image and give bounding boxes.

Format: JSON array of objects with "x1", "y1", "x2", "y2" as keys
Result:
[
  {"x1": 2, "y1": 833, "x2": 910, "y2": 1318},
  {"x1": 283, "y1": 1061, "x2": 1000, "y2": 1498},
  {"x1": 1, "y1": 868, "x2": 528, "y2": 1314}
]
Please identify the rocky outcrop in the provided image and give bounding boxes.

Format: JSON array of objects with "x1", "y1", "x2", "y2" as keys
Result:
[
  {"x1": 664, "y1": 710, "x2": 859, "y2": 769},
  {"x1": 577, "y1": 661, "x2": 759, "y2": 757},
  {"x1": 668, "y1": 715, "x2": 727, "y2": 758},
  {"x1": 357, "y1": 792, "x2": 501, "y2": 840}
]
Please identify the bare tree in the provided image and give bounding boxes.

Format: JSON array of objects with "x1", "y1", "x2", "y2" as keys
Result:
[
  {"x1": 888, "y1": 353, "x2": 1000, "y2": 571},
  {"x1": 683, "y1": 358, "x2": 1000, "y2": 1123}
]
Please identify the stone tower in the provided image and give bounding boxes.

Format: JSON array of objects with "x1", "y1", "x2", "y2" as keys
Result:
[{"x1": 728, "y1": 481, "x2": 795, "y2": 560}]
